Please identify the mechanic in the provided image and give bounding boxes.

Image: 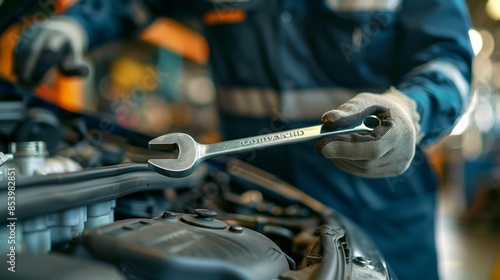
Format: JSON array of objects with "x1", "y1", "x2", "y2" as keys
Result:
[{"x1": 13, "y1": 1, "x2": 473, "y2": 279}]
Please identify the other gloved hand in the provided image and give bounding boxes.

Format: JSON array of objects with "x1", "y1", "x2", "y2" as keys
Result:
[
  {"x1": 14, "y1": 16, "x2": 89, "y2": 86},
  {"x1": 316, "y1": 88, "x2": 421, "y2": 178}
]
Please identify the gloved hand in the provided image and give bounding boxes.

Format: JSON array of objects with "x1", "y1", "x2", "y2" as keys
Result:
[
  {"x1": 14, "y1": 16, "x2": 89, "y2": 86},
  {"x1": 316, "y1": 88, "x2": 421, "y2": 178}
]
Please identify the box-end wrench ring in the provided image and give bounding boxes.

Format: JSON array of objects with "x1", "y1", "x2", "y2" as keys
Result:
[{"x1": 148, "y1": 115, "x2": 381, "y2": 178}]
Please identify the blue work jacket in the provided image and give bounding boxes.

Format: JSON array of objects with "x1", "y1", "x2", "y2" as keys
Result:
[{"x1": 66, "y1": 1, "x2": 473, "y2": 279}]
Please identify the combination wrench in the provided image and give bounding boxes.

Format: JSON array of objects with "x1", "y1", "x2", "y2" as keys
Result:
[{"x1": 148, "y1": 115, "x2": 381, "y2": 177}]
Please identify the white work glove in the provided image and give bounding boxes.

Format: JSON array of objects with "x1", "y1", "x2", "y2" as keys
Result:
[
  {"x1": 14, "y1": 16, "x2": 89, "y2": 86},
  {"x1": 316, "y1": 88, "x2": 421, "y2": 178}
]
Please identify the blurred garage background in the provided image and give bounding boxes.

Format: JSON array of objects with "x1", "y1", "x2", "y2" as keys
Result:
[{"x1": 0, "y1": 1, "x2": 500, "y2": 279}]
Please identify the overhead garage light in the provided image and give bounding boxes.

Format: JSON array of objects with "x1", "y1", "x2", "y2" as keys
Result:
[
  {"x1": 468, "y1": 29, "x2": 483, "y2": 56},
  {"x1": 486, "y1": 0, "x2": 500, "y2": 20}
]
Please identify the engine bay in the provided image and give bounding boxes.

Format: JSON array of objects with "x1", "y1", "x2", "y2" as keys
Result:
[{"x1": 0, "y1": 81, "x2": 390, "y2": 279}]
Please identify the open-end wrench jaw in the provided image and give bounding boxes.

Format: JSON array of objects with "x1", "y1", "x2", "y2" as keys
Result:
[{"x1": 148, "y1": 133, "x2": 200, "y2": 178}]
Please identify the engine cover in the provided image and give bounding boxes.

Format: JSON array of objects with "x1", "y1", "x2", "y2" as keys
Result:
[{"x1": 79, "y1": 210, "x2": 290, "y2": 280}]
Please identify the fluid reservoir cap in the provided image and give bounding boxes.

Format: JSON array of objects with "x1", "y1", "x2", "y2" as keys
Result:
[
  {"x1": 180, "y1": 209, "x2": 227, "y2": 229},
  {"x1": 194, "y1": 209, "x2": 218, "y2": 220}
]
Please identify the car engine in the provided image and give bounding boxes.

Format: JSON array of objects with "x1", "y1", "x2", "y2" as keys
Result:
[{"x1": 0, "y1": 87, "x2": 392, "y2": 280}]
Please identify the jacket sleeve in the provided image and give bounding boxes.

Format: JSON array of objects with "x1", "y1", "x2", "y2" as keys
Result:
[
  {"x1": 395, "y1": 0, "x2": 473, "y2": 146},
  {"x1": 64, "y1": 0, "x2": 190, "y2": 49}
]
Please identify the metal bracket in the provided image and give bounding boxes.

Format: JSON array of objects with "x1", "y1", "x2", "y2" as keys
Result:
[
  {"x1": 0, "y1": 152, "x2": 7, "y2": 181},
  {"x1": 0, "y1": 152, "x2": 8, "y2": 167}
]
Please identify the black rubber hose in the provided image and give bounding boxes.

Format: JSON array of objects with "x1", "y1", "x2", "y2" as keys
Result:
[
  {"x1": 0, "y1": 163, "x2": 153, "y2": 189},
  {"x1": 0, "y1": 164, "x2": 208, "y2": 221}
]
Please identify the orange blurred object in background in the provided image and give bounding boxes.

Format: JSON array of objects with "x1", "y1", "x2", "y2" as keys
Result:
[{"x1": 0, "y1": 0, "x2": 209, "y2": 112}]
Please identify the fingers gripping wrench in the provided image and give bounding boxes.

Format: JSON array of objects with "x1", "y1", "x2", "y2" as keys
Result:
[{"x1": 148, "y1": 115, "x2": 381, "y2": 177}]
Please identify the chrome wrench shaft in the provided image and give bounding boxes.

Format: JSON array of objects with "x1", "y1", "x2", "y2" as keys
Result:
[{"x1": 148, "y1": 115, "x2": 381, "y2": 178}]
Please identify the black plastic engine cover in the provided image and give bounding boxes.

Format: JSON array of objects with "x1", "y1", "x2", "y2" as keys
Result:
[{"x1": 80, "y1": 212, "x2": 290, "y2": 280}]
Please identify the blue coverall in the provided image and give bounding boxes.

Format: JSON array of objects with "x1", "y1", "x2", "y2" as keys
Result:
[{"x1": 64, "y1": 1, "x2": 473, "y2": 279}]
